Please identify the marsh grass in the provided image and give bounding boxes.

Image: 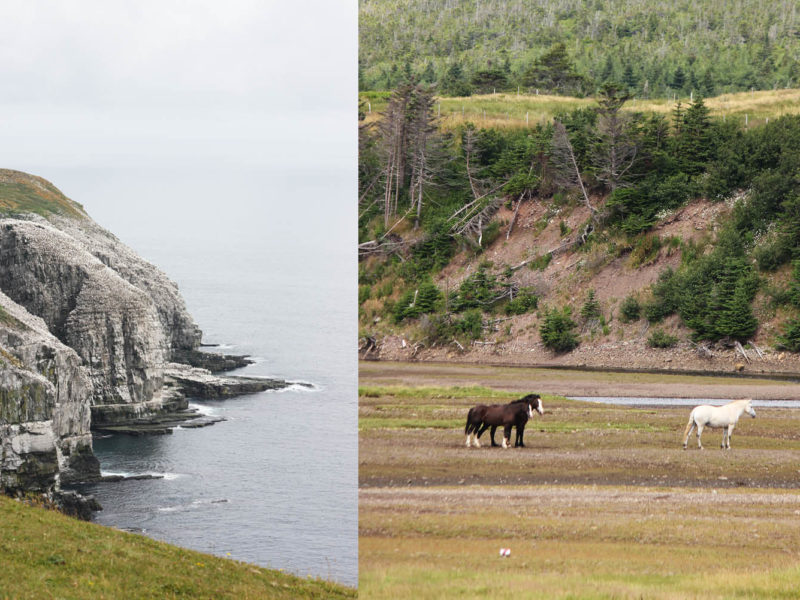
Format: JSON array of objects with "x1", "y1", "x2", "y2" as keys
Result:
[
  {"x1": 359, "y1": 365, "x2": 800, "y2": 598},
  {"x1": 360, "y1": 88, "x2": 800, "y2": 132}
]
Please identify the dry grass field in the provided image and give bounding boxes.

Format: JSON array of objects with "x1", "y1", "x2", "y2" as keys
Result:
[
  {"x1": 359, "y1": 361, "x2": 800, "y2": 599},
  {"x1": 360, "y1": 88, "x2": 800, "y2": 132}
]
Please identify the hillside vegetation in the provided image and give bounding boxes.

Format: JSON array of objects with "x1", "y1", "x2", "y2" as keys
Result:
[
  {"x1": 0, "y1": 169, "x2": 86, "y2": 218},
  {"x1": 358, "y1": 86, "x2": 800, "y2": 368},
  {"x1": 360, "y1": 88, "x2": 800, "y2": 132},
  {"x1": 360, "y1": 0, "x2": 800, "y2": 98},
  {"x1": 0, "y1": 495, "x2": 355, "y2": 599}
]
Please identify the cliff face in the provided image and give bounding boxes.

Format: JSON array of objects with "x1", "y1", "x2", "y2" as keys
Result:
[
  {"x1": 49, "y1": 214, "x2": 202, "y2": 355},
  {"x1": 0, "y1": 219, "x2": 170, "y2": 423},
  {"x1": 0, "y1": 169, "x2": 204, "y2": 495},
  {"x1": 0, "y1": 291, "x2": 97, "y2": 492},
  {"x1": 0, "y1": 170, "x2": 281, "y2": 500}
]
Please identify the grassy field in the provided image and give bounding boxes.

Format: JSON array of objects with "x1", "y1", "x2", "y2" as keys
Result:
[
  {"x1": 0, "y1": 495, "x2": 355, "y2": 600},
  {"x1": 359, "y1": 362, "x2": 800, "y2": 599},
  {"x1": 360, "y1": 88, "x2": 800, "y2": 132}
]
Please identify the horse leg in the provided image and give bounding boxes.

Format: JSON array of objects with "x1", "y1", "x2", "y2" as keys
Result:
[
  {"x1": 696, "y1": 423, "x2": 705, "y2": 450},
  {"x1": 727, "y1": 424, "x2": 735, "y2": 449},
  {"x1": 516, "y1": 424, "x2": 525, "y2": 447},
  {"x1": 476, "y1": 423, "x2": 488, "y2": 440},
  {"x1": 721, "y1": 426, "x2": 728, "y2": 449},
  {"x1": 502, "y1": 425, "x2": 513, "y2": 449},
  {"x1": 490, "y1": 425, "x2": 500, "y2": 447},
  {"x1": 472, "y1": 431, "x2": 481, "y2": 448},
  {"x1": 682, "y1": 419, "x2": 695, "y2": 449}
]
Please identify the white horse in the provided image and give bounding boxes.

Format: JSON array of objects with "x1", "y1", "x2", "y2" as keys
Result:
[{"x1": 682, "y1": 399, "x2": 756, "y2": 450}]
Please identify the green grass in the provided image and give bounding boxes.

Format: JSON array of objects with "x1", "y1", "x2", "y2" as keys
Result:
[
  {"x1": 0, "y1": 495, "x2": 355, "y2": 599},
  {"x1": 0, "y1": 173, "x2": 85, "y2": 219},
  {"x1": 358, "y1": 385, "x2": 520, "y2": 401}
]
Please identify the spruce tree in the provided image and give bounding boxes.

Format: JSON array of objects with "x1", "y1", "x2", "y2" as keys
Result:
[
  {"x1": 670, "y1": 66, "x2": 686, "y2": 90},
  {"x1": 441, "y1": 62, "x2": 471, "y2": 96},
  {"x1": 581, "y1": 289, "x2": 601, "y2": 320},
  {"x1": 540, "y1": 307, "x2": 579, "y2": 352},
  {"x1": 717, "y1": 280, "x2": 758, "y2": 340}
]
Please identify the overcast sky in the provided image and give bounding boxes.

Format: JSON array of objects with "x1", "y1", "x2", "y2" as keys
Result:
[{"x1": 0, "y1": 1, "x2": 355, "y2": 171}]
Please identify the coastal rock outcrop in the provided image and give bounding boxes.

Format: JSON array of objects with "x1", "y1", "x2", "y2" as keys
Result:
[
  {"x1": 0, "y1": 291, "x2": 98, "y2": 493},
  {"x1": 0, "y1": 219, "x2": 170, "y2": 425},
  {"x1": 0, "y1": 169, "x2": 290, "y2": 502}
]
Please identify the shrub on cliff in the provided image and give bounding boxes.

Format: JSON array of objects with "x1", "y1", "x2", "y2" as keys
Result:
[
  {"x1": 392, "y1": 280, "x2": 442, "y2": 322},
  {"x1": 540, "y1": 307, "x2": 579, "y2": 352},
  {"x1": 777, "y1": 318, "x2": 800, "y2": 352},
  {"x1": 504, "y1": 288, "x2": 539, "y2": 315},
  {"x1": 619, "y1": 295, "x2": 640, "y2": 322},
  {"x1": 647, "y1": 329, "x2": 678, "y2": 348}
]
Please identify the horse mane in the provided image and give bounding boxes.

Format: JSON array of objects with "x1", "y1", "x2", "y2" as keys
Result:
[{"x1": 508, "y1": 394, "x2": 540, "y2": 405}]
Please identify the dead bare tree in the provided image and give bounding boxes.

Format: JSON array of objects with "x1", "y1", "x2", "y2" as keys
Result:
[
  {"x1": 447, "y1": 126, "x2": 506, "y2": 246},
  {"x1": 551, "y1": 119, "x2": 600, "y2": 245},
  {"x1": 552, "y1": 120, "x2": 596, "y2": 219},
  {"x1": 406, "y1": 86, "x2": 439, "y2": 228},
  {"x1": 376, "y1": 83, "x2": 441, "y2": 230},
  {"x1": 379, "y1": 85, "x2": 412, "y2": 226}
]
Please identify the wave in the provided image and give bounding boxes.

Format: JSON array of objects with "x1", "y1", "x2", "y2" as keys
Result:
[
  {"x1": 188, "y1": 402, "x2": 218, "y2": 416},
  {"x1": 157, "y1": 498, "x2": 229, "y2": 513},
  {"x1": 276, "y1": 382, "x2": 320, "y2": 393}
]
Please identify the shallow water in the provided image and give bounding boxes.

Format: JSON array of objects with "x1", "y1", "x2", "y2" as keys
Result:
[
  {"x1": 64, "y1": 167, "x2": 357, "y2": 586},
  {"x1": 569, "y1": 396, "x2": 800, "y2": 408}
]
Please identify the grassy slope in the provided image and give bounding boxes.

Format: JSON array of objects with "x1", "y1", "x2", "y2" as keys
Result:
[
  {"x1": 358, "y1": 366, "x2": 800, "y2": 598},
  {"x1": 0, "y1": 495, "x2": 355, "y2": 599},
  {"x1": 0, "y1": 169, "x2": 86, "y2": 218}
]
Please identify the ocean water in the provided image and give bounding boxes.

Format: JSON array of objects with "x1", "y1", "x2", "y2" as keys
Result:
[{"x1": 52, "y1": 166, "x2": 357, "y2": 586}]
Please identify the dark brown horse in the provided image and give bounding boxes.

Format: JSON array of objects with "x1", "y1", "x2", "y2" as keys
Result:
[{"x1": 465, "y1": 394, "x2": 543, "y2": 448}]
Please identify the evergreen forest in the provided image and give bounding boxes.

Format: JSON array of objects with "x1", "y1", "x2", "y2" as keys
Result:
[{"x1": 360, "y1": 0, "x2": 800, "y2": 98}]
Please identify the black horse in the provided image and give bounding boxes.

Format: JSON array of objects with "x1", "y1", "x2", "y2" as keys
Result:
[
  {"x1": 464, "y1": 404, "x2": 489, "y2": 447},
  {"x1": 465, "y1": 394, "x2": 543, "y2": 448}
]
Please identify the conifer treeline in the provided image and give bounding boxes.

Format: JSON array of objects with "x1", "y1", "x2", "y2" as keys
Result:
[{"x1": 360, "y1": 0, "x2": 800, "y2": 98}]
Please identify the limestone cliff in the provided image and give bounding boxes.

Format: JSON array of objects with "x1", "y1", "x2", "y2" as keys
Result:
[
  {"x1": 0, "y1": 291, "x2": 97, "y2": 492},
  {"x1": 0, "y1": 169, "x2": 282, "y2": 499},
  {"x1": 0, "y1": 170, "x2": 201, "y2": 497},
  {"x1": 0, "y1": 219, "x2": 170, "y2": 425}
]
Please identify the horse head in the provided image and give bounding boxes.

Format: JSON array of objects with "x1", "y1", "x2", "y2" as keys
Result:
[
  {"x1": 745, "y1": 399, "x2": 756, "y2": 418},
  {"x1": 522, "y1": 394, "x2": 544, "y2": 417}
]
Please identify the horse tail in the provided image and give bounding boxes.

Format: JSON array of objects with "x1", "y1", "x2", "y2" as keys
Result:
[
  {"x1": 682, "y1": 409, "x2": 696, "y2": 440},
  {"x1": 465, "y1": 408, "x2": 473, "y2": 434}
]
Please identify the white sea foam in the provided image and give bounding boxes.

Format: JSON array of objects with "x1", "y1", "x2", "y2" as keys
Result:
[
  {"x1": 189, "y1": 402, "x2": 217, "y2": 416},
  {"x1": 157, "y1": 497, "x2": 228, "y2": 513},
  {"x1": 101, "y1": 470, "x2": 133, "y2": 478}
]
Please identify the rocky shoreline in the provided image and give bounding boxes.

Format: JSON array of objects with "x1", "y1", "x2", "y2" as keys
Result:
[
  {"x1": 365, "y1": 333, "x2": 800, "y2": 379},
  {"x1": 0, "y1": 170, "x2": 294, "y2": 518}
]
